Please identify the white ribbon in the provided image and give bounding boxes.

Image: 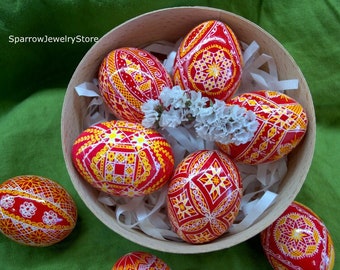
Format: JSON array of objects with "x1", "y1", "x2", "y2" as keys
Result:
[
  {"x1": 238, "y1": 41, "x2": 299, "y2": 94},
  {"x1": 75, "y1": 81, "x2": 100, "y2": 97},
  {"x1": 98, "y1": 187, "x2": 181, "y2": 241},
  {"x1": 160, "y1": 126, "x2": 216, "y2": 166},
  {"x1": 229, "y1": 190, "x2": 277, "y2": 233},
  {"x1": 74, "y1": 79, "x2": 114, "y2": 128}
]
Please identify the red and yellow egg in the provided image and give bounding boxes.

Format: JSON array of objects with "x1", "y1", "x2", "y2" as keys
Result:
[
  {"x1": 72, "y1": 120, "x2": 174, "y2": 197},
  {"x1": 98, "y1": 47, "x2": 173, "y2": 123},
  {"x1": 261, "y1": 201, "x2": 335, "y2": 270},
  {"x1": 112, "y1": 251, "x2": 170, "y2": 270},
  {"x1": 167, "y1": 150, "x2": 242, "y2": 244},
  {"x1": 0, "y1": 175, "x2": 77, "y2": 246},
  {"x1": 217, "y1": 90, "x2": 308, "y2": 164},
  {"x1": 173, "y1": 20, "x2": 243, "y2": 101}
]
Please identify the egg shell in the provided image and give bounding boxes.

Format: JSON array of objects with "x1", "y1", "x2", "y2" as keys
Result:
[
  {"x1": 173, "y1": 20, "x2": 243, "y2": 101},
  {"x1": 217, "y1": 90, "x2": 308, "y2": 164},
  {"x1": 261, "y1": 201, "x2": 335, "y2": 270},
  {"x1": 98, "y1": 47, "x2": 173, "y2": 123},
  {"x1": 72, "y1": 120, "x2": 175, "y2": 197},
  {"x1": 112, "y1": 251, "x2": 170, "y2": 270},
  {"x1": 0, "y1": 175, "x2": 77, "y2": 246},
  {"x1": 167, "y1": 150, "x2": 242, "y2": 244}
]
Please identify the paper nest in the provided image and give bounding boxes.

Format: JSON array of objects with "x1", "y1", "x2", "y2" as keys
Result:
[{"x1": 74, "y1": 40, "x2": 299, "y2": 242}]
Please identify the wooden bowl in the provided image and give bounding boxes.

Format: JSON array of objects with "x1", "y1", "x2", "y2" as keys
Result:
[{"x1": 61, "y1": 6, "x2": 316, "y2": 254}]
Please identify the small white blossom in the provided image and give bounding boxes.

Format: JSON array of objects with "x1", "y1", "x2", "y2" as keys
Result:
[
  {"x1": 159, "y1": 108, "x2": 183, "y2": 128},
  {"x1": 194, "y1": 102, "x2": 258, "y2": 146},
  {"x1": 141, "y1": 99, "x2": 161, "y2": 128},
  {"x1": 19, "y1": 201, "x2": 37, "y2": 218},
  {"x1": 188, "y1": 91, "x2": 209, "y2": 117},
  {"x1": 160, "y1": 86, "x2": 189, "y2": 109}
]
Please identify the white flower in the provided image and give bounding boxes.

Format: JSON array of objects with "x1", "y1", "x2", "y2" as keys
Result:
[
  {"x1": 0, "y1": 195, "x2": 15, "y2": 209},
  {"x1": 195, "y1": 106, "x2": 214, "y2": 122},
  {"x1": 188, "y1": 91, "x2": 209, "y2": 117},
  {"x1": 159, "y1": 108, "x2": 183, "y2": 128},
  {"x1": 19, "y1": 201, "x2": 37, "y2": 218},
  {"x1": 160, "y1": 86, "x2": 189, "y2": 109},
  {"x1": 194, "y1": 102, "x2": 258, "y2": 146},
  {"x1": 141, "y1": 85, "x2": 258, "y2": 146},
  {"x1": 42, "y1": 210, "x2": 62, "y2": 225},
  {"x1": 141, "y1": 99, "x2": 161, "y2": 128}
]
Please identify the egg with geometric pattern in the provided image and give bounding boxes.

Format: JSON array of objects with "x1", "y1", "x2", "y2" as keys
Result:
[
  {"x1": 112, "y1": 251, "x2": 170, "y2": 270},
  {"x1": 0, "y1": 175, "x2": 77, "y2": 246},
  {"x1": 167, "y1": 150, "x2": 242, "y2": 244},
  {"x1": 72, "y1": 120, "x2": 175, "y2": 197},
  {"x1": 98, "y1": 47, "x2": 173, "y2": 123},
  {"x1": 261, "y1": 201, "x2": 335, "y2": 270},
  {"x1": 217, "y1": 90, "x2": 308, "y2": 164},
  {"x1": 173, "y1": 20, "x2": 243, "y2": 101}
]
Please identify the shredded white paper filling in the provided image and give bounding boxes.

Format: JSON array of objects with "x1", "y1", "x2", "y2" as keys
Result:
[{"x1": 74, "y1": 40, "x2": 298, "y2": 242}]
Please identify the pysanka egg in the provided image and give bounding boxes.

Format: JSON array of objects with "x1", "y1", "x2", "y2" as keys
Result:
[
  {"x1": 72, "y1": 120, "x2": 174, "y2": 197},
  {"x1": 173, "y1": 20, "x2": 243, "y2": 101},
  {"x1": 98, "y1": 47, "x2": 173, "y2": 123},
  {"x1": 0, "y1": 175, "x2": 77, "y2": 246},
  {"x1": 217, "y1": 90, "x2": 308, "y2": 164},
  {"x1": 112, "y1": 251, "x2": 170, "y2": 270},
  {"x1": 261, "y1": 201, "x2": 335, "y2": 270},
  {"x1": 167, "y1": 150, "x2": 242, "y2": 244}
]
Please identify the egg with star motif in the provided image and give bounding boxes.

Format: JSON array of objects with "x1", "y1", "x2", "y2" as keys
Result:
[
  {"x1": 217, "y1": 90, "x2": 308, "y2": 164},
  {"x1": 98, "y1": 47, "x2": 173, "y2": 123},
  {"x1": 167, "y1": 150, "x2": 242, "y2": 244},
  {"x1": 72, "y1": 120, "x2": 174, "y2": 197},
  {"x1": 173, "y1": 20, "x2": 243, "y2": 101},
  {"x1": 112, "y1": 251, "x2": 170, "y2": 270},
  {"x1": 261, "y1": 201, "x2": 335, "y2": 270},
  {"x1": 0, "y1": 175, "x2": 77, "y2": 246}
]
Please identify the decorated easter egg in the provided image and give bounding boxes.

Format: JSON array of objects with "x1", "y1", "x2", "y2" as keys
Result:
[
  {"x1": 0, "y1": 175, "x2": 77, "y2": 246},
  {"x1": 261, "y1": 201, "x2": 335, "y2": 270},
  {"x1": 173, "y1": 20, "x2": 243, "y2": 101},
  {"x1": 167, "y1": 150, "x2": 242, "y2": 244},
  {"x1": 217, "y1": 90, "x2": 308, "y2": 164},
  {"x1": 72, "y1": 120, "x2": 174, "y2": 197},
  {"x1": 112, "y1": 251, "x2": 170, "y2": 270},
  {"x1": 98, "y1": 47, "x2": 173, "y2": 123}
]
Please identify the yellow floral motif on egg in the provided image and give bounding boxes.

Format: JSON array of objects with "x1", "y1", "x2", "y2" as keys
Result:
[
  {"x1": 189, "y1": 44, "x2": 234, "y2": 96},
  {"x1": 274, "y1": 213, "x2": 321, "y2": 259},
  {"x1": 170, "y1": 192, "x2": 196, "y2": 221},
  {"x1": 105, "y1": 128, "x2": 123, "y2": 142},
  {"x1": 132, "y1": 133, "x2": 147, "y2": 148}
]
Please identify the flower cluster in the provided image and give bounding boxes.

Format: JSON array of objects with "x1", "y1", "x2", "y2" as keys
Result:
[{"x1": 142, "y1": 86, "x2": 259, "y2": 146}]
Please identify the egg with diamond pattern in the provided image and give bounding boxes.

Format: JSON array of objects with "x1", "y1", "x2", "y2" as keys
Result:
[{"x1": 167, "y1": 150, "x2": 242, "y2": 244}]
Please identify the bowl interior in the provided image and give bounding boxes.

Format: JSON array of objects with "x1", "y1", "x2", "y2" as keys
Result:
[{"x1": 61, "y1": 6, "x2": 316, "y2": 254}]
